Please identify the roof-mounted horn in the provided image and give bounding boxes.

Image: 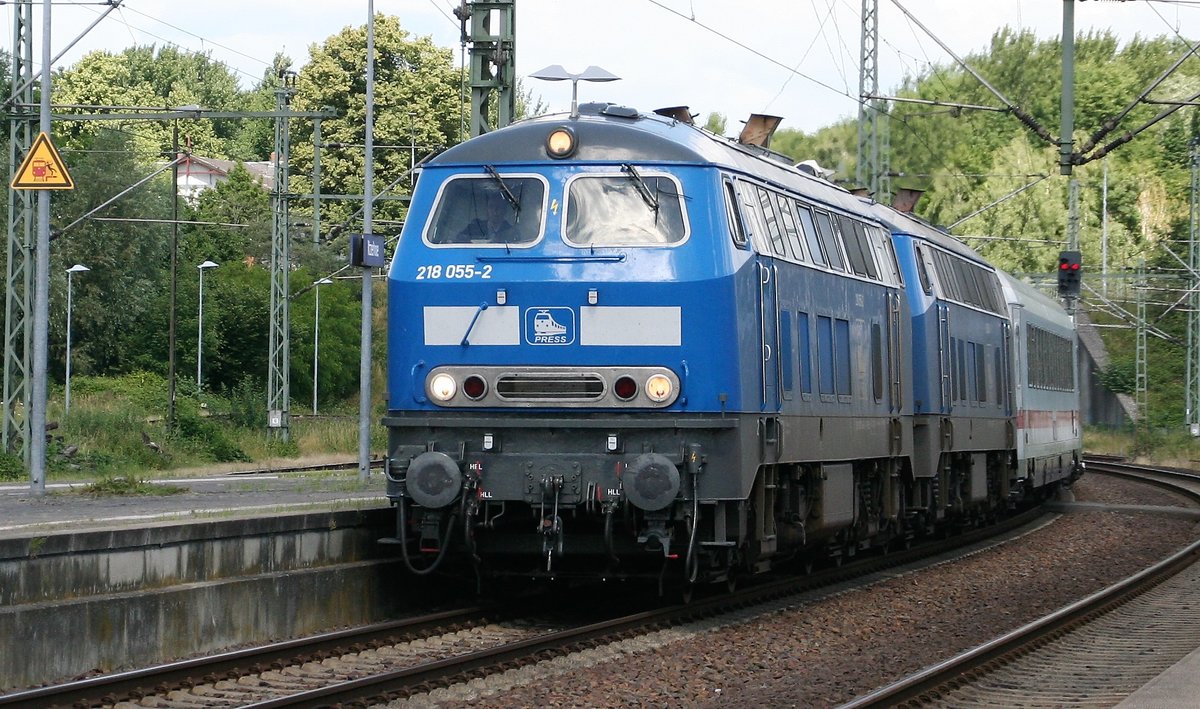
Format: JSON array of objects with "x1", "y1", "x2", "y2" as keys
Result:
[
  {"x1": 738, "y1": 113, "x2": 783, "y2": 148},
  {"x1": 653, "y1": 106, "x2": 695, "y2": 124}
]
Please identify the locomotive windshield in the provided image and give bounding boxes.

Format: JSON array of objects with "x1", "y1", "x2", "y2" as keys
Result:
[
  {"x1": 424, "y1": 174, "x2": 546, "y2": 246},
  {"x1": 564, "y1": 172, "x2": 687, "y2": 246}
]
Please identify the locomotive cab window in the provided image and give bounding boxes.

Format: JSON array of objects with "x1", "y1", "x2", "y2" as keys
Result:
[
  {"x1": 723, "y1": 180, "x2": 748, "y2": 248},
  {"x1": 564, "y1": 171, "x2": 688, "y2": 246},
  {"x1": 425, "y1": 174, "x2": 546, "y2": 247}
]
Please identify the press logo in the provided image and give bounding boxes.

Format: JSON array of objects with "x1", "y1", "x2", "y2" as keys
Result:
[{"x1": 525, "y1": 307, "x2": 575, "y2": 345}]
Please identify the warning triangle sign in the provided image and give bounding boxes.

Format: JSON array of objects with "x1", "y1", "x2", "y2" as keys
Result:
[{"x1": 11, "y1": 132, "x2": 74, "y2": 190}]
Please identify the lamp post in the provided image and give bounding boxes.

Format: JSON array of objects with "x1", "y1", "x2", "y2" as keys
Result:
[
  {"x1": 196, "y1": 260, "x2": 218, "y2": 389},
  {"x1": 64, "y1": 264, "x2": 89, "y2": 414},
  {"x1": 312, "y1": 278, "x2": 333, "y2": 414}
]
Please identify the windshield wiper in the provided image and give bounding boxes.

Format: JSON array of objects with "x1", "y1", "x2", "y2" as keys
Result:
[
  {"x1": 484, "y1": 165, "x2": 520, "y2": 212},
  {"x1": 621, "y1": 163, "x2": 659, "y2": 212}
]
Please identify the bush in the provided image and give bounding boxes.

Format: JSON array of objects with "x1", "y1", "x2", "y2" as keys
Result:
[
  {"x1": 0, "y1": 452, "x2": 22, "y2": 481},
  {"x1": 173, "y1": 407, "x2": 250, "y2": 463}
]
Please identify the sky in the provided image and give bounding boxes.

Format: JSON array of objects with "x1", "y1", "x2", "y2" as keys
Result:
[{"x1": 10, "y1": 0, "x2": 1200, "y2": 134}]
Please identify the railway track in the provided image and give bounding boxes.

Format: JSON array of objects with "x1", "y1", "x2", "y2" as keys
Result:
[
  {"x1": 0, "y1": 507, "x2": 1050, "y2": 708},
  {"x1": 840, "y1": 458, "x2": 1200, "y2": 708}
]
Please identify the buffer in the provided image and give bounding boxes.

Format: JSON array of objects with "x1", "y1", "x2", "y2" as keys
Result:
[{"x1": 11, "y1": 132, "x2": 74, "y2": 190}]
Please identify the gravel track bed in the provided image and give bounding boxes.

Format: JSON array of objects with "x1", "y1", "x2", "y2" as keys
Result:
[{"x1": 394, "y1": 475, "x2": 1200, "y2": 708}]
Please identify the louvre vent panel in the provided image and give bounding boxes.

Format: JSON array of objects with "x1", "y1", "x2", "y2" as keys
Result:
[{"x1": 495, "y1": 374, "x2": 605, "y2": 400}]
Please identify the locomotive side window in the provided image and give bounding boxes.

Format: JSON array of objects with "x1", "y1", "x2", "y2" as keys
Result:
[
  {"x1": 957, "y1": 339, "x2": 967, "y2": 404},
  {"x1": 425, "y1": 174, "x2": 546, "y2": 246},
  {"x1": 564, "y1": 173, "x2": 688, "y2": 246},
  {"x1": 723, "y1": 180, "x2": 748, "y2": 248},
  {"x1": 774, "y1": 194, "x2": 807, "y2": 263},
  {"x1": 734, "y1": 182, "x2": 771, "y2": 254},
  {"x1": 950, "y1": 337, "x2": 959, "y2": 403},
  {"x1": 975, "y1": 342, "x2": 987, "y2": 403},
  {"x1": 813, "y1": 211, "x2": 846, "y2": 272},
  {"x1": 755, "y1": 186, "x2": 790, "y2": 258},
  {"x1": 871, "y1": 322, "x2": 883, "y2": 402},
  {"x1": 914, "y1": 245, "x2": 933, "y2": 295},
  {"x1": 795, "y1": 205, "x2": 827, "y2": 267},
  {"x1": 874, "y1": 228, "x2": 904, "y2": 286},
  {"x1": 798, "y1": 311, "x2": 812, "y2": 394},
  {"x1": 817, "y1": 315, "x2": 835, "y2": 397},
  {"x1": 780, "y1": 310, "x2": 795, "y2": 395},
  {"x1": 838, "y1": 216, "x2": 869, "y2": 277},
  {"x1": 835, "y1": 318, "x2": 852, "y2": 399}
]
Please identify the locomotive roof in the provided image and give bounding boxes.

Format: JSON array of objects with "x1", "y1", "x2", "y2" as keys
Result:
[
  {"x1": 429, "y1": 102, "x2": 872, "y2": 219},
  {"x1": 865, "y1": 202, "x2": 992, "y2": 266}
]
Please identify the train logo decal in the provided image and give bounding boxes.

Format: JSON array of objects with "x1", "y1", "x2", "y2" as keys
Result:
[{"x1": 525, "y1": 307, "x2": 575, "y2": 345}]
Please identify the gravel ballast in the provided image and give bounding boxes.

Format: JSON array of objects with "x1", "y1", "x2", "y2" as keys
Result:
[{"x1": 399, "y1": 475, "x2": 1200, "y2": 708}]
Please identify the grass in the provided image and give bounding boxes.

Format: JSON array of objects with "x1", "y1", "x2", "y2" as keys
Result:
[
  {"x1": 79, "y1": 475, "x2": 186, "y2": 496},
  {"x1": 17, "y1": 372, "x2": 389, "y2": 492},
  {"x1": 1084, "y1": 426, "x2": 1200, "y2": 469}
]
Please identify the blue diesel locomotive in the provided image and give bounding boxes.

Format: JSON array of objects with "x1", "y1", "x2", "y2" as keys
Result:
[{"x1": 381, "y1": 102, "x2": 1081, "y2": 588}]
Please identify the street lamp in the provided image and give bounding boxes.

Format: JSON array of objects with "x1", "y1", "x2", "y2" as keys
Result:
[
  {"x1": 196, "y1": 260, "x2": 219, "y2": 389},
  {"x1": 64, "y1": 264, "x2": 90, "y2": 414},
  {"x1": 312, "y1": 278, "x2": 333, "y2": 414}
]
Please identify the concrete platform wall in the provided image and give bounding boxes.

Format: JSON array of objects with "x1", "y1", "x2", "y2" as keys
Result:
[{"x1": 0, "y1": 509, "x2": 419, "y2": 690}]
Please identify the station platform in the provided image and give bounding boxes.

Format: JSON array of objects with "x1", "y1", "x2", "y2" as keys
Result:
[
  {"x1": 0, "y1": 466, "x2": 390, "y2": 539},
  {"x1": 1115, "y1": 646, "x2": 1200, "y2": 708}
]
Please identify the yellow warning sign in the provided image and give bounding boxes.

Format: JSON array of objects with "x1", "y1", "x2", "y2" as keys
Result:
[{"x1": 11, "y1": 132, "x2": 74, "y2": 190}]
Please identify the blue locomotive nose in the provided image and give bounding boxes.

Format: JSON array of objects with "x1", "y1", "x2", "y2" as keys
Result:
[{"x1": 405, "y1": 452, "x2": 462, "y2": 509}]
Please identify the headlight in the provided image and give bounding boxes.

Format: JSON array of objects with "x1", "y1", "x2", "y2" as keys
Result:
[
  {"x1": 429, "y1": 373, "x2": 457, "y2": 402},
  {"x1": 546, "y1": 127, "x2": 576, "y2": 158},
  {"x1": 645, "y1": 374, "x2": 672, "y2": 402}
]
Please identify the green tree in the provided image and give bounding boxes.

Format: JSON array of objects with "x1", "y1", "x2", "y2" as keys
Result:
[
  {"x1": 55, "y1": 46, "x2": 245, "y2": 159},
  {"x1": 185, "y1": 163, "x2": 271, "y2": 266},
  {"x1": 49, "y1": 129, "x2": 173, "y2": 379},
  {"x1": 288, "y1": 14, "x2": 464, "y2": 253}
]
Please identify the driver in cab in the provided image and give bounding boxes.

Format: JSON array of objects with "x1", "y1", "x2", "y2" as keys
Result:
[{"x1": 454, "y1": 191, "x2": 518, "y2": 244}]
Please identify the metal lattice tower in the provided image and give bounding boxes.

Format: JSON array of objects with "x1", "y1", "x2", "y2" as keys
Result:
[
  {"x1": 1187, "y1": 140, "x2": 1200, "y2": 433},
  {"x1": 1136, "y1": 260, "x2": 1149, "y2": 431},
  {"x1": 3, "y1": 3, "x2": 36, "y2": 461},
  {"x1": 267, "y1": 72, "x2": 297, "y2": 440},
  {"x1": 856, "y1": 0, "x2": 878, "y2": 195},
  {"x1": 462, "y1": 0, "x2": 515, "y2": 138}
]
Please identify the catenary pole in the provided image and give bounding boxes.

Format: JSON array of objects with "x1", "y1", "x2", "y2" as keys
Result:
[
  {"x1": 359, "y1": 1, "x2": 376, "y2": 482},
  {"x1": 28, "y1": 0, "x2": 51, "y2": 494}
]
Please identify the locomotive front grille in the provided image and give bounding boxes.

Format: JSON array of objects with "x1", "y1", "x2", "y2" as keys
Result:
[{"x1": 495, "y1": 373, "x2": 606, "y2": 401}]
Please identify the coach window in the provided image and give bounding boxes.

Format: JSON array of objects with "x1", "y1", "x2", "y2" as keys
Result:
[
  {"x1": 795, "y1": 205, "x2": 826, "y2": 267},
  {"x1": 426, "y1": 175, "x2": 546, "y2": 246},
  {"x1": 813, "y1": 211, "x2": 846, "y2": 272},
  {"x1": 723, "y1": 180, "x2": 748, "y2": 248},
  {"x1": 564, "y1": 172, "x2": 688, "y2": 246}
]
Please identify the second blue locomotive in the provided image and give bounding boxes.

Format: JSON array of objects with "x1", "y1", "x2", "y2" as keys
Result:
[{"x1": 381, "y1": 102, "x2": 1081, "y2": 588}]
